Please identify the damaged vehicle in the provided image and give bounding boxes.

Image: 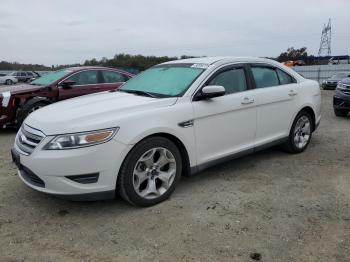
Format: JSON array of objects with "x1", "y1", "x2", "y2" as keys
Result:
[{"x1": 0, "y1": 66, "x2": 133, "y2": 128}]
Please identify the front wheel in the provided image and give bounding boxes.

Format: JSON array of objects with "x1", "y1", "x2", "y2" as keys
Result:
[
  {"x1": 117, "y1": 137, "x2": 182, "y2": 206},
  {"x1": 283, "y1": 110, "x2": 313, "y2": 153},
  {"x1": 17, "y1": 101, "x2": 47, "y2": 126},
  {"x1": 334, "y1": 109, "x2": 349, "y2": 117},
  {"x1": 5, "y1": 79, "x2": 13, "y2": 85}
]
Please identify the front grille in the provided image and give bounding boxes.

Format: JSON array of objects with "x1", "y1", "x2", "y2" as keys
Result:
[
  {"x1": 20, "y1": 166, "x2": 45, "y2": 187},
  {"x1": 16, "y1": 125, "x2": 45, "y2": 155}
]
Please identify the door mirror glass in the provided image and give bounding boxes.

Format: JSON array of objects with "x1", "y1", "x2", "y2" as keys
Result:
[
  {"x1": 60, "y1": 80, "x2": 76, "y2": 89},
  {"x1": 198, "y1": 85, "x2": 225, "y2": 100}
]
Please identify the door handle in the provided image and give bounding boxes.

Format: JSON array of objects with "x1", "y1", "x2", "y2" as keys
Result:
[
  {"x1": 288, "y1": 90, "x2": 297, "y2": 96},
  {"x1": 241, "y1": 97, "x2": 255, "y2": 105}
]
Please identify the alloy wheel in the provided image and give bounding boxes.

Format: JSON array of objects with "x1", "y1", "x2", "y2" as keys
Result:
[
  {"x1": 293, "y1": 115, "x2": 311, "y2": 149},
  {"x1": 132, "y1": 147, "x2": 176, "y2": 200}
]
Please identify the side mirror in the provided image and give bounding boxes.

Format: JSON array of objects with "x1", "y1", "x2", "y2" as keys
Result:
[
  {"x1": 60, "y1": 80, "x2": 76, "y2": 89},
  {"x1": 195, "y1": 85, "x2": 226, "y2": 100}
]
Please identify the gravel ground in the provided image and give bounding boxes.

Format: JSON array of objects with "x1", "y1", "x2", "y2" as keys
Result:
[{"x1": 0, "y1": 90, "x2": 349, "y2": 262}]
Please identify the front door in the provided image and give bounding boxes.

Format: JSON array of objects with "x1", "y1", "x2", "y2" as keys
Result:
[
  {"x1": 192, "y1": 65, "x2": 257, "y2": 165},
  {"x1": 58, "y1": 70, "x2": 102, "y2": 100}
]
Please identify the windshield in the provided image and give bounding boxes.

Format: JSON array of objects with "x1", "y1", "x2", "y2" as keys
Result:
[
  {"x1": 119, "y1": 64, "x2": 206, "y2": 97},
  {"x1": 30, "y1": 69, "x2": 72, "y2": 86},
  {"x1": 331, "y1": 73, "x2": 347, "y2": 79}
]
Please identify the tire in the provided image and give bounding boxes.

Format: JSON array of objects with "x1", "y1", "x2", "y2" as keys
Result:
[
  {"x1": 17, "y1": 101, "x2": 47, "y2": 126},
  {"x1": 5, "y1": 79, "x2": 13, "y2": 85},
  {"x1": 334, "y1": 109, "x2": 349, "y2": 117},
  {"x1": 117, "y1": 136, "x2": 182, "y2": 207},
  {"x1": 282, "y1": 110, "x2": 313, "y2": 154}
]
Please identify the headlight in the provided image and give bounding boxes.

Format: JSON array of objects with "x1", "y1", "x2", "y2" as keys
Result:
[
  {"x1": 336, "y1": 82, "x2": 344, "y2": 90},
  {"x1": 43, "y1": 127, "x2": 119, "y2": 150}
]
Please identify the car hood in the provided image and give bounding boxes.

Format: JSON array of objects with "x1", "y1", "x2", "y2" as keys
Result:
[
  {"x1": 25, "y1": 91, "x2": 178, "y2": 135},
  {"x1": 341, "y1": 77, "x2": 350, "y2": 85},
  {"x1": 0, "y1": 83, "x2": 42, "y2": 95}
]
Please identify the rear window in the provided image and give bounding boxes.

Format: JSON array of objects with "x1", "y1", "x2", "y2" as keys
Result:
[{"x1": 251, "y1": 67, "x2": 279, "y2": 88}]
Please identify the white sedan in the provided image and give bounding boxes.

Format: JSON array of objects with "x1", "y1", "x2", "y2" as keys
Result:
[
  {"x1": 12, "y1": 57, "x2": 321, "y2": 206},
  {"x1": 0, "y1": 73, "x2": 18, "y2": 85}
]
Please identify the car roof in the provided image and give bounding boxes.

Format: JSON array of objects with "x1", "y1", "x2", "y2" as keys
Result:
[
  {"x1": 64, "y1": 66, "x2": 133, "y2": 75},
  {"x1": 161, "y1": 56, "x2": 276, "y2": 66},
  {"x1": 66, "y1": 66, "x2": 119, "y2": 71}
]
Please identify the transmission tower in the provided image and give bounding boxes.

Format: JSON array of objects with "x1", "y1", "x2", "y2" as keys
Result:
[{"x1": 318, "y1": 19, "x2": 331, "y2": 56}]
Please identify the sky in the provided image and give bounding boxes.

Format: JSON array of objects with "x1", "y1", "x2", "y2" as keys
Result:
[{"x1": 0, "y1": 0, "x2": 349, "y2": 66}]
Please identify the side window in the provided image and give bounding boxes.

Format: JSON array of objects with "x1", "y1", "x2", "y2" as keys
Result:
[
  {"x1": 277, "y1": 69, "x2": 294, "y2": 85},
  {"x1": 21, "y1": 72, "x2": 27, "y2": 77},
  {"x1": 67, "y1": 70, "x2": 99, "y2": 85},
  {"x1": 251, "y1": 67, "x2": 279, "y2": 88},
  {"x1": 101, "y1": 71, "x2": 126, "y2": 83},
  {"x1": 207, "y1": 68, "x2": 247, "y2": 95}
]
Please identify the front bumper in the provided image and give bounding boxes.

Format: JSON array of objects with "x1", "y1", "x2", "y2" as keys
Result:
[
  {"x1": 334, "y1": 90, "x2": 350, "y2": 110},
  {"x1": 12, "y1": 136, "x2": 133, "y2": 200}
]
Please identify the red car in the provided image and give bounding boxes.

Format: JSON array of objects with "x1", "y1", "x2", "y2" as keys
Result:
[{"x1": 0, "y1": 66, "x2": 133, "y2": 128}]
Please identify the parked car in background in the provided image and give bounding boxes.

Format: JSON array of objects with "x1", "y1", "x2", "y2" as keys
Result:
[
  {"x1": 333, "y1": 77, "x2": 350, "y2": 117},
  {"x1": 0, "y1": 73, "x2": 18, "y2": 85},
  {"x1": 11, "y1": 57, "x2": 321, "y2": 206},
  {"x1": 9, "y1": 71, "x2": 41, "y2": 82},
  {"x1": 0, "y1": 66, "x2": 133, "y2": 128},
  {"x1": 322, "y1": 72, "x2": 350, "y2": 90}
]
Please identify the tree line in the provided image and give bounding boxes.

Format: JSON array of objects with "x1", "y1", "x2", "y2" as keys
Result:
[{"x1": 0, "y1": 48, "x2": 323, "y2": 72}]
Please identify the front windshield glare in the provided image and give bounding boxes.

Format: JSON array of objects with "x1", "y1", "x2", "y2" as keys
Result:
[
  {"x1": 31, "y1": 69, "x2": 72, "y2": 86},
  {"x1": 120, "y1": 65, "x2": 205, "y2": 97}
]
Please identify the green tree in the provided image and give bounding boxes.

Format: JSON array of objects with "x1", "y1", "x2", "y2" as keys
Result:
[{"x1": 277, "y1": 47, "x2": 308, "y2": 62}]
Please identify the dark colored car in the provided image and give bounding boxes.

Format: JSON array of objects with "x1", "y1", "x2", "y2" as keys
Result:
[
  {"x1": 0, "y1": 66, "x2": 133, "y2": 128},
  {"x1": 333, "y1": 77, "x2": 350, "y2": 117},
  {"x1": 322, "y1": 72, "x2": 350, "y2": 90}
]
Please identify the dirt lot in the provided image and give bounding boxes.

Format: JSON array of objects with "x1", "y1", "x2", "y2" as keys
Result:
[{"x1": 0, "y1": 90, "x2": 349, "y2": 262}]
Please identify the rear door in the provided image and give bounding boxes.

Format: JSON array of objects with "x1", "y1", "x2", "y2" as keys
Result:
[
  {"x1": 100, "y1": 70, "x2": 130, "y2": 92},
  {"x1": 58, "y1": 70, "x2": 102, "y2": 100},
  {"x1": 248, "y1": 64, "x2": 299, "y2": 147}
]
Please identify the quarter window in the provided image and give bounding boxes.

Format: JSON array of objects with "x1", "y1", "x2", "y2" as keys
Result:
[
  {"x1": 277, "y1": 69, "x2": 294, "y2": 85},
  {"x1": 207, "y1": 68, "x2": 247, "y2": 95},
  {"x1": 251, "y1": 67, "x2": 279, "y2": 88},
  {"x1": 102, "y1": 71, "x2": 126, "y2": 83},
  {"x1": 68, "y1": 70, "x2": 99, "y2": 85}
]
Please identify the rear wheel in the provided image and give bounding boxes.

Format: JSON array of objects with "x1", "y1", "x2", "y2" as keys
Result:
[
  {"x1": 283, "y1": 110, "x2": 313, "y2": 153},
  {"x1": 5, "y1": 79, "x2": 13, "y2": 85},
  {"x1": 118, "y1": 136, "x2": 182, "y2": 206},
  {"x1": 334, "y1": 109, "x2": 349, "y2": 117}
]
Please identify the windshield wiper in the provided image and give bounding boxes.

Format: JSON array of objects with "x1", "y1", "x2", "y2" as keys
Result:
[{"x1": 117, "y1": 89, "x2": 158, "y2": 98}]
